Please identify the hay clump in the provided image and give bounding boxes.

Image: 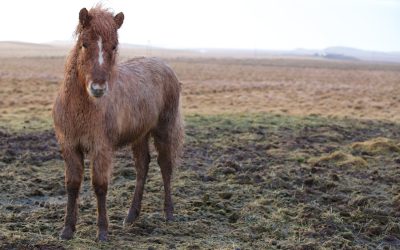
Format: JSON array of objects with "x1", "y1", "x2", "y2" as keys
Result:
[
  {"x1": 308, "y1": 151, "x2": 367, "y2": 168},
  {"x1": 351, "y1": 137, "x2": 400, "y2": 155}
]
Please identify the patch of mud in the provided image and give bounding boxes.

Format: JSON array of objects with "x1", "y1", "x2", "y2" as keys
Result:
[{"x1": 0, "y1": 129, "x2": 61, "y2": 166}]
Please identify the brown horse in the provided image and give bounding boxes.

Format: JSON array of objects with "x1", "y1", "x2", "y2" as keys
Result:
[{"x1": 52, "y1": 6, "x2": 184, "y2": 241}]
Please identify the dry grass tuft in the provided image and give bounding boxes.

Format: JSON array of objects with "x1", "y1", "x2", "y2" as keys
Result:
[
  {"x1": 308, "y1": 151, "x2": 367, "y2": 168},
  {"x1": 351, "y1": 137, "x2": 400, "y2": 155}
]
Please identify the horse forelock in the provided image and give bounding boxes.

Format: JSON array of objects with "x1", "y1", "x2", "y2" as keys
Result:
[{"x1": 75, "y1": 5, "x2": 119, "y2": 42}]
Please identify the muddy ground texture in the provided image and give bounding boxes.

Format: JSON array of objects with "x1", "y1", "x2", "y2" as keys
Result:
[{"x1": 1, "y1": 114, "x2": 400, "y2": 249}]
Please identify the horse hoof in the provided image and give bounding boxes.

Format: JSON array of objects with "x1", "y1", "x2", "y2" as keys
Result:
[
  {"x1": 122, "y1": 219, "x2": 130, "y2": 227},
  {"x1": 165, "y1": 213, "x2": 174, "y2": 222},
  {"x1": 59, "y1": 227, "x2": 74, "y2": 240},
  {"x1": 97, "y1": 231, "x2": 108, "y2": 242},
  {"x1": 123, "y1": 217, "x2": 135, "y2": 227},
  {"x1": 123, "y1": 212, "x2": 139, "y2": 227}
]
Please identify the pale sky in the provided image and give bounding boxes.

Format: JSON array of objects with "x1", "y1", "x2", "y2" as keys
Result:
[{"x1": 1, "y1": 0, "x2": 399, "y2": 52}]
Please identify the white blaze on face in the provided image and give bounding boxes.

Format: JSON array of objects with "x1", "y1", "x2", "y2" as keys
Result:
[{"x1": 97, "y1": 37, "x2": 104, "y2": 65}]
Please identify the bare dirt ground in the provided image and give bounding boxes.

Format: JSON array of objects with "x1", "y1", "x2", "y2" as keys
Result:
[{"x1": 1, "y1": 47, "x2": 400, "y2": 249}]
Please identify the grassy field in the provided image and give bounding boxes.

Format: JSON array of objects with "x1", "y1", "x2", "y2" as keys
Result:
[{"x1": 1, "y1": 47, "x2": 400, "y2": 249}]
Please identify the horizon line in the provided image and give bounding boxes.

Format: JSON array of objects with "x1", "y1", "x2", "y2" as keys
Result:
[{"x1": 0, "y1": 40, "x2": 399, "y2": 54}]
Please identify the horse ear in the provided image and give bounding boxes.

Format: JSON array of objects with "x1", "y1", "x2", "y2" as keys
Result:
[
  {"x1": 114, "y1": 12, "x2": 124, "y2": 29},
  {"x1": 79, "y1": 8, "x2": 91, "y2": 28}
]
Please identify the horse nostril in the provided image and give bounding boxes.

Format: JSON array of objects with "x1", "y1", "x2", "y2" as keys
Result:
[
  {"x1": 91, "y1": 83, "x2": 106, "y2": 91},
  {"x1": 90, "y1": 83, "x2": 107, "y2": 97}
]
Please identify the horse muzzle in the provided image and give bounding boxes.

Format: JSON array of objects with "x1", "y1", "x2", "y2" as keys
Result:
[{"x1": 88, "y1": 82, "x2": 108, "y2": 98}]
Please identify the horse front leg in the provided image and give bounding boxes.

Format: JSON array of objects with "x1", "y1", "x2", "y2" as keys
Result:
[
  {"x1": 60, "y1": 147, "x2": 84, "y2": 240},
  {"x1": 91, "y1": 148, "x2": 112, "y2": 242}
]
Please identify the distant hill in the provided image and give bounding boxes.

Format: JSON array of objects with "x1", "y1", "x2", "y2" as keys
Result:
[
  {"x1": 0, "y1": 41, "x2": 69, "y2": 57},
  {"x1": 276, "y1": 47, "x2": 399, "y2": 63},
  {"x1": 321, "y1": 47, "x2": 400, "y2": 63},
  {"x1": 0, "y1": 41, "x2": 399, "y2": 63},
  {"x1": 0, "y1": 41, "x2": 53, "y2": 48}
]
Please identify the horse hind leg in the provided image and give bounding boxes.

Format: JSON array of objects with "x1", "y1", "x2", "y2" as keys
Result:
[
  {"x1": 154, "y1": 118, "x2": 184, "y2": 221},
  {"x1": 124, "y1": 134, "x2": 150, "y2": 226}
]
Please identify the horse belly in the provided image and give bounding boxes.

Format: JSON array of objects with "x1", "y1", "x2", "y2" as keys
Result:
[{"x1": 113, "y1": 109, "x2": 158, "y2": 148}]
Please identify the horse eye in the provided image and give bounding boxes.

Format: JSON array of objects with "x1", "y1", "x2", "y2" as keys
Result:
[
  {"x1": 82, "y1": 43, "x2": 88, "y2": 49},
  {"x1": 112, "y1": 45, "x2": 117, "y2": 50}
]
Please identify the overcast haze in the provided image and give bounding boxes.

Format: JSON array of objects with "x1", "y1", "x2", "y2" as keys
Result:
[{"x1": 1, "y1": 0, "x2": 399, "y2": 52}]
